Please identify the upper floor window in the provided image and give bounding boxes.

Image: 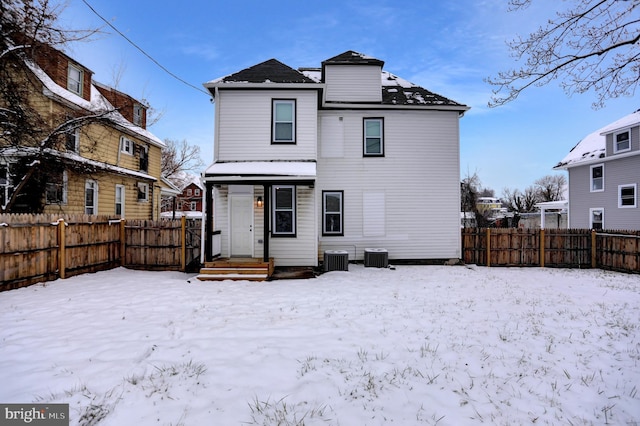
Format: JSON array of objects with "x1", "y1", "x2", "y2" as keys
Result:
[
  {"x1": 272, "y1": 185, "x2": 296, "y2": 236},
  {"x1": 194, "y1": 188, "x2": 200, "y2": 196},
  {"x1": 190, "y1": 201, "x2": 197, "y2": 211},
  {"x1": 589, "y1": 208, "x2": 604, "y2": 230},
  {"x1": 120, "y1": 136, "x2": 134, "y2": 155},
  {"x1": 67, "y1": 64, "x2": 83, "y2": 96},
  {"x1": 590, "y1": 164, "x2": 604, "y2": 192},
  {"x1": 187, "y1": 189, "x2": 193, "y2": 196},
  {"x1": 133, "y1": 104, "x2": 143, "y2": 126},
  {"x1": 323, "y1": 191, "x2": 344, "y2": 236},
  {"x1": 272, "y1": 100, "x2": 296, "y2": 143},
  {"x1": 614, "y1": 130, "x2": 630, "y2": 153},
  {"x1": 137, "y1": 182, "x2": 149, "y2": 202},
  {"x1": 65, "y1": 128, "x2": 79, "y2": 153},
  {"x1": 364, "y1": 118, "x2": 384, "y2": 156},
  {"x1": 46, "y1": 170, "x2": 67, "y2": 205},
  {"x1": 618, "y1": 184, "x2": 636, "y2": 208}
]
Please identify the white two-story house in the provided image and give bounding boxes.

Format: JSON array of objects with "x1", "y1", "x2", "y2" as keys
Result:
[
  {"x1": 201, "y1": 51, "x2": 469, "y2": 268},
  {"x1": 554, "y1": 109, "x2": 640, "y2": 230}
]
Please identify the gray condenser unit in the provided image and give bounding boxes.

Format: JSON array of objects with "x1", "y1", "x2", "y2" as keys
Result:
[
  {"x1": 324, "y1": 250, "x2": 349, "y2": 272},
  {"x1": 364, "y1": 248, "x2": 388, "y2": 268}
]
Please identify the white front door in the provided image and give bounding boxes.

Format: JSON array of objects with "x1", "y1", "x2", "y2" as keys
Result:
[{"x1": 230, "y1": 194, "x2": 253, "y2": 257}]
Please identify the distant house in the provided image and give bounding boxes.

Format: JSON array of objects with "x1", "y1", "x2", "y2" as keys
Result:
[
  {"x1": 554, "y1": 110, "x2": 640, "y2": 230},
  {"x1": 0, "y1": 39, "x2": 171, "y2": 218},
  {"x1": 201, "y1": 51, "x2": 469, "y2": 267}
]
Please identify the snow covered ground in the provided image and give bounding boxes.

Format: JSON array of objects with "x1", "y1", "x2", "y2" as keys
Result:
[{"x1": 1, "y1": 265, "x2": 639, "y2": 425}]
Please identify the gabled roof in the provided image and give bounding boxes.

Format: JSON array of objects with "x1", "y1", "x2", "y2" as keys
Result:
[
  {"x1": 209, "y1": 59, "x2": 316, "y2": 84},
  {"x1": 204, "y1": 51, "x2": 467, "y2": 109},
  {"x1": 322, "y1": 50, "x2": 385, "y2": 67},
  {"x1": 554, "y1": 109, "x2": 640, "y2": 169}
]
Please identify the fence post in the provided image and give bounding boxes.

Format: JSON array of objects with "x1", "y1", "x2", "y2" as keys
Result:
[
  {"x1": 120, "y1": 219, "x2": 126, "y2": 267},
  {"x1": 181, "y1": 216, "x2": 186, "y2": 272},
  {"x1": 57, "y1": 218, "x2": 66, "y2": 279},
  {"x1": 486, "y1": 228, "x2": 491, "y2": 267},
  {"x1": 540, "y1": 229, "x2": 545, "y2": 268},
  {"x1": 591, "y1": 229, "x2": 597, "y2": 268}
]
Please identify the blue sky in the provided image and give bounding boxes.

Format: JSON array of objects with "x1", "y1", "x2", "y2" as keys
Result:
[{"x1": 59, "y1": 0, "x2": 637, "y2": 195}]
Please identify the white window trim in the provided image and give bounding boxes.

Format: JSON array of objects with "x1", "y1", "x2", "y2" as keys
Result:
[
  {"x1": 85, "y1": 180, "x2": 98, "y2": 215},
  {"x1": 589, "y1": 207, "x2": 604, "y2": 230},
  {"x1": 322, "y1": 191, "x2": 344, "y2": 236},
  {"x1": 272, "y1": 99, "x2": 296, "y2": 143},
  {"x1": 137, "y1": 182, "x2": 149, "y2": 202},
  {"x1": 66, "y1": 128, "x2": 80, "y2": 152},
  {"x1": 120, "y1": 136, "x2": 134, "y2": 155},
  {"x1": 613, "y1": 129, "x2": 631, "y2": 154},
  {"x1": 0, "y1": 163, "x2": 11, "y2": 209},
  {"x1": 272, "y1": 185, "x2": 296, "y2": 236},
  {"x1": 590, "y1": 163, "x2": 604, "y2": 193},
  {"x1": 67, "y1": 64, "x2": 83, "y2": 96},
  {"x1": 364, "y1": 118, "x2": 384, "y2": 156},
  {"x1": 115, "y1": 184, "x2": 125, "y2": 217},
  {"x1": 618, "y1": 183, "x2": 637, "y2": 208}
]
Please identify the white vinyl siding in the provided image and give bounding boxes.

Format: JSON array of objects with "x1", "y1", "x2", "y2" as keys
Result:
[
  {"x1": 324, "y1": 65, "x2": 382, "y2": 103},
  {"x1": 216, "y1": 90, "x2": 317, "y2": 161},
  {"x1": 317, "y1": 109, "x2": 461, "y2": 260}
]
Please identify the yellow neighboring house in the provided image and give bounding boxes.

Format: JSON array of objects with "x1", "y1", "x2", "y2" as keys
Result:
[{"x1": 0, "y1": 42, "x2": 168, "y2": 219}]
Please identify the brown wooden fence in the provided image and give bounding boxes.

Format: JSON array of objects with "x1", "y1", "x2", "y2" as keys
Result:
[
  {"x1": 0, "y1": 214, "x2": 201, "y2": 292},
  {"x1": 462, "y1": 228, "x2": 640, "y2": 273}
]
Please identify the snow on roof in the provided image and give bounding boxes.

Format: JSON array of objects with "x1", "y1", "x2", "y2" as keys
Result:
[
  {"x1": 3, "y1": 147, "x2": 158, "y2": 181},
  {"x1": 26, "y1": 61, "x2": 164, "y2": 148},
  {"x1": 205, "y1": 161, "x2": 316, "y2": 177},
  {"x1": 555, "y1": 110, "x2": 640, "y2": 169}
]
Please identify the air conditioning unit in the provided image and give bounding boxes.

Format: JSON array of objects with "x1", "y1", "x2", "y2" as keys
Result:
[
  {"x1": 324, "y1": 250, "x2": 349, "y2": 272},
  {"x1": 364, "y1": 248, "x2": 388, "y2": 268}
]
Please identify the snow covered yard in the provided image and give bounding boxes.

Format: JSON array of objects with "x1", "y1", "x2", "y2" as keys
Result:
[{"x1": 1, "y1": 265, "x2": 639, "y2": 426}]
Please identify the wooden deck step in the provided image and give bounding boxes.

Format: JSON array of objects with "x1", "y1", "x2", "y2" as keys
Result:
[{"x1": 197, "y1": 258, "x2": 274, "y2": 281}]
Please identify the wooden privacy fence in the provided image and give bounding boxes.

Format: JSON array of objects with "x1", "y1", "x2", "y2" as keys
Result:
[
  {"x1": 0, "y1": 214, "x2": 201, "y2": 292},
  {"x1": 462, "y1": 228, "x2": 640, "y2": 273}
]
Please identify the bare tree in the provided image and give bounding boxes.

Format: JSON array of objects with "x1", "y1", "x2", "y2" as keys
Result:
[
  {"x1": 534, "y1": 174, "x2": 567, "y2": 202},
  {"x1": 0, "y1": 0, "x2": 117, "y2": 212},
  {"x1": 487, "y1": 0, "x2": 640, "y2": 108},
  {"x1": 161, "y1": 138, "x2": 204, "y2": 184}
]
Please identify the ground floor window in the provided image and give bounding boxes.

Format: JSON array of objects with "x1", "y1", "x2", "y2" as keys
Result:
[
  {"x1": 137, "y1": 182, "x2": 149, "y2": 202},
  {"x1": 115, "y1": 184, "x2": 125, "y2": 217},
  {"x1": 272, "y1": 185, "x2": 295, "y2": 236},
  {"x1": 589, "y1": 208, "x2": 604, "y2": 230},
  {"x1": 323, "y1": 190, "x2": 344, "y2": 236},
  {"x1": 45, "y1": 170, "x2": 67, "y2": 205},
  {"x1": 0, "y1": 164, "x2": 11, "y2": 208},
  {"x1": 85, "y1": 180, "x2": 98, "y2": 215}
]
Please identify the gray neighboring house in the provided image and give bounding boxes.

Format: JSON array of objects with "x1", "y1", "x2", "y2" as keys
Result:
[{"x1": 554, "y1": 109, "x2": 640, "y2": 230}]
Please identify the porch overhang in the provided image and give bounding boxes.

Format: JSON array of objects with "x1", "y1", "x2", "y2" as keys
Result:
[{"x1": 202, "y1": 161, "x2": 316, "y2": 185}]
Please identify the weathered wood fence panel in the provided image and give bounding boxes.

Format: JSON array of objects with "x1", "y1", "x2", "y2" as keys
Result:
[
  {"x1": 462, "y1": 228, "x2": 640, "y2": 273},
  {"x1": 0, "y1": 214, "x2": 201, "y2": 291}
]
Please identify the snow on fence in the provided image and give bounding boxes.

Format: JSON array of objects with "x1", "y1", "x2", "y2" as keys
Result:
[
  {"x1": 462, "y1": 228, "x2": 640, "y2": 273},
  {"x1": 0, "y1": 214, "x2": 201, "y2": 292}
]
